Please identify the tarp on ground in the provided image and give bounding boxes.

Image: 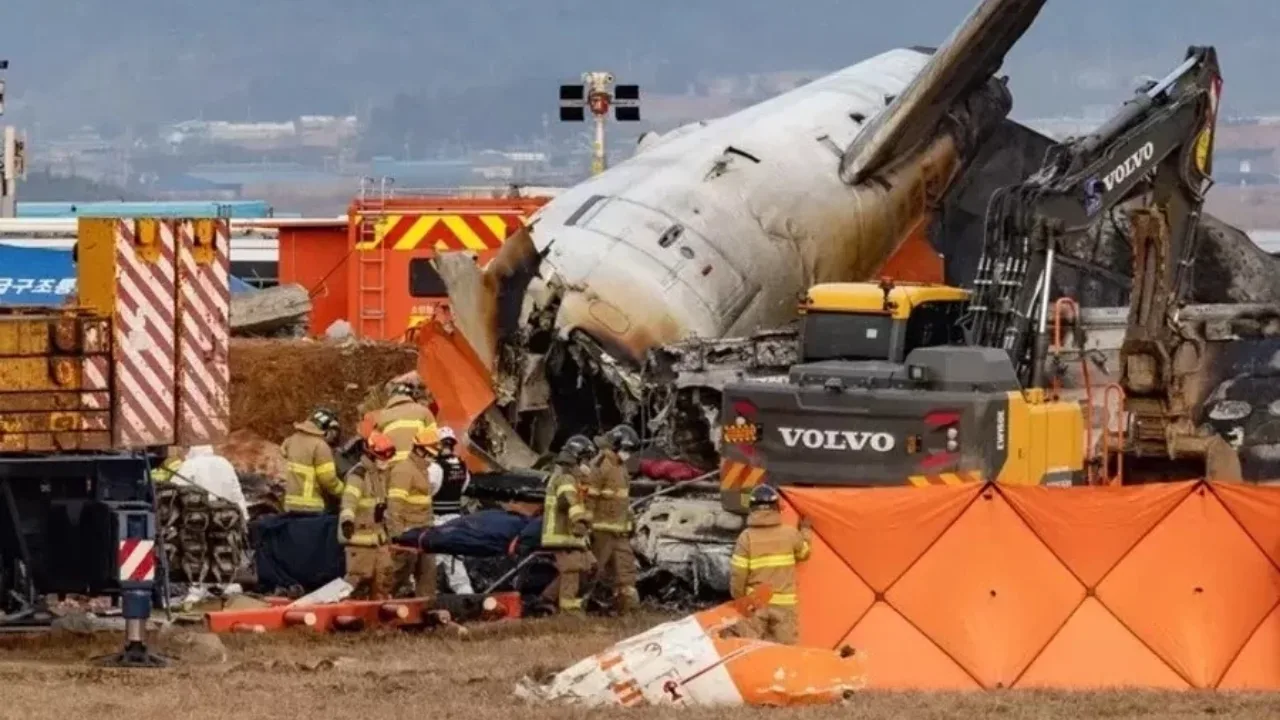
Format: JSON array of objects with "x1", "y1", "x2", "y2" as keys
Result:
[
  {"x1": 784, "y1": 481, "x2": 1280, "y2": 691},
  {"x1": 0, "y1": 245, "x2": 255, "y2": 305}
]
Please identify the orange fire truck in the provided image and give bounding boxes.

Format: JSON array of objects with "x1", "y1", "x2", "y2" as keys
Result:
[
  {"x1": 274, "y1": 189, "x2": 552, "y2": 342},
  {"x1": 347, "y1": 192, "x2": 548, "y2": 340}
]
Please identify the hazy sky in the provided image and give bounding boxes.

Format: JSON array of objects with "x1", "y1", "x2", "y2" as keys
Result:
[{"x1": 3, "y1": 0, "x2": 1278, "y2": 133}]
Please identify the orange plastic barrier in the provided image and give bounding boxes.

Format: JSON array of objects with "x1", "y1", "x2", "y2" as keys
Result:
[{"x1": 784, "y1": 481, "x2": 1280, "y2": 691}]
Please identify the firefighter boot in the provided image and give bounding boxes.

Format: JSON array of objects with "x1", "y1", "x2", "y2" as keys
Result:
[
  {"x1": 617, "y1": 586, "x2": 641, "y2": 614},
  {"x1": 553, "y1": 550, "x2": 593, "y2": 617},
  {"x1": 344, "y1": 547, "x2": 378, "y2": 599}
]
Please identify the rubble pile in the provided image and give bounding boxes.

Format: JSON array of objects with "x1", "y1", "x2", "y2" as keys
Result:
[
  {"x1": 229, "y1": 337, "x2": 419, "y2": 443},
  {"x1": 230, "y1": 284, "x2": 312, "y2": 338},
  {"x1": 207, "y1": 428, "x2": 305, "y2": 518}
]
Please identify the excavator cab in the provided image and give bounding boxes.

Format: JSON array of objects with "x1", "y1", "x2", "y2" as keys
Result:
[
  {"x1": 715, "y1": 279, "x2": 1085, "y2": 513},
  {"x1": 798, "y1": 281, "x2": 970, "y2": 364}
]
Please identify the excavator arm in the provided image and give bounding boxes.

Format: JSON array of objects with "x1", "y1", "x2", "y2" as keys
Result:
[{"x1": 963, "y1": 46, "x2": 1227, "y2": 473}]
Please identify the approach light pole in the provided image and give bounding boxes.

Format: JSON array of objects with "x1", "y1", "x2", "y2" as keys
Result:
[
  {"x1": 0, "y1": 59, "x2": 16, "y2": 219},
  {"x1": 559, "y1": 72, "x2": 640, "y2": 176}
]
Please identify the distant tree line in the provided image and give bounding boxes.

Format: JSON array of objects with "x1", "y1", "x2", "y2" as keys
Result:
[{"x1": 20, "y1": 169, "x2": 150, "y2": 202}]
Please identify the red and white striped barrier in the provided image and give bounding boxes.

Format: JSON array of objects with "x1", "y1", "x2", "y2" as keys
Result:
[
  {"x1": 111, "y1": 218, "x2": 177, "y2": 448},
  {"x1": 175, "y1": 219, "x2": 231, "y2": 445},
  {"x1": 117, "y1": 539, "x2": 156, "y2": 583}
]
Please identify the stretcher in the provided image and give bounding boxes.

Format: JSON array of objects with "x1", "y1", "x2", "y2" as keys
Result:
[{"x1": 204, "y1": 592, "x2": 521, "y2": 634}]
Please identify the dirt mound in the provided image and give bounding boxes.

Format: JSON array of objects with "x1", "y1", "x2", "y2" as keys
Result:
[{"x1": 230, "y1": 338, "x2": 419, "y2": 443}]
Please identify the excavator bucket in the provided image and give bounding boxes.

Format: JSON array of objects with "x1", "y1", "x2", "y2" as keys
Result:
[{"x1": 516, "y1": 586, "x2": 868, "y2": 707}]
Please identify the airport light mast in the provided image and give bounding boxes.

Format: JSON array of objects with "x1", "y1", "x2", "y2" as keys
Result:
[
  {"x1": 559, "y1": 71, "x2": 640, "y2": 176},
  {"x1": 0, "y1": 59, "x2": 21, "y2": 219}
]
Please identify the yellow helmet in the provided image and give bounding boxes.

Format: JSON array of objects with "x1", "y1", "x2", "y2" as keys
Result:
[{"x1": 413, "y1": 424, "x2": 441, "y2": 449}]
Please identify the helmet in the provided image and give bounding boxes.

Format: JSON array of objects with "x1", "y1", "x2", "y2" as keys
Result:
[
  {"x1": 365, "y1": 432, "x2": 396, "y2": 463},
  {"x1": 604, "y1": 424, "x2": 641, "y2": 452},
  {"x1": 438, "y1": 426, "x2": 458, "y2": 447},
  {"x1": 309, "y1": 407, "x2": 340, "y2": 433},
  {"x1": 389, "y1": 381, "x2": 421, "y2": 400},
  {"x1": 748, "y1": 484, "x2": 781, "y2": 509},
  {"x1": 556, "y1": 434, "x2": 597, "y2": 465},
  {"x1": 413, "y1": 424, "x2": 441, "y2": 449}
]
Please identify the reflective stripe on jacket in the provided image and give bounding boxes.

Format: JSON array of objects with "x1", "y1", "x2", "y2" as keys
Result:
[
  {"x1": 542, "y1": 468, "x2": 589, "y2": 549},
  {"x1": 339, "y1": 459, "x2": 389, "y2": 547},
  {"x1": 376, "y1": 395, "x2": 436, "y2": 462},
  {"x1": 151, "y1": 457, "x2": 182, "y2": 484},
  {"x1": 584, "y1": 449, "x2": 630, "y2": 534},
  {"x1": 729, "y1": 508, "x2": 812, "y2": 606},
  {"x1": 387, "y1": 457, "x2": 432, "y2": 535},
  {"x1": 280, "y1": 421, "x2": 343, "y2": 513}
]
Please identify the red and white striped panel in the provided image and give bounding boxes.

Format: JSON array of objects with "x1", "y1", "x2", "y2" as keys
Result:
[
  {"x1": 118, "y1": 538, "x2": 156, "y2": 582},
  {"x1": 80, "y1": 354, "x2": 111, "y2": 433},
  {"x1": 111, "y1": 218, "x2": 177, "y2": 448},
  {"x1": 175, "y1": 219, "x2": 231, "y2": 445}
]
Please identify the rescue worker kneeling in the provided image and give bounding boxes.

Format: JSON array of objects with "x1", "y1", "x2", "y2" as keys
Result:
[
  {"x1": 387, "y1": 426, "x2": 439, "y2": 600},
  {"x1": 340, "y1": 432, "x2": 396, "y2": 599},
  {"x1": 725, "y1": 485, "x2": 812, "y2": 645},
  {"x1": 540, "y1": 435, "x2": 597, "y2": 615},
  {"x1": 280, "y1": 407, "x2": 344, "y2": 514},
  {"x1": 585, "y1": 424, "x2": 641, "y2": 614}
]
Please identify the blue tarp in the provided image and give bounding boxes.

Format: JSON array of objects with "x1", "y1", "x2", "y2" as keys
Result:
[
  {"x1": 16, "y1": 200, "x2": 273, "y2": 219},
  {"x1": 251, "y1": 513, "x2": 346, "y2": 594},
  {"x1": 393, "y1": 509, "x2": 542, "y2": 557},
  {"x1": 0, "y1": 245, "x2": 255, "y2": 306}
]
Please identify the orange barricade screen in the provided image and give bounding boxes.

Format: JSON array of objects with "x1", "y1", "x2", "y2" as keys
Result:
[{"x1": 784, "y1": 481, "x2": 1280, "y2": 690}]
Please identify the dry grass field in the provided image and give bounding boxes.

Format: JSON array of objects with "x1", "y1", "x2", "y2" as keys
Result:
[{"x1": 0, "y1": 614, "x2": 1276, "y2": 720}]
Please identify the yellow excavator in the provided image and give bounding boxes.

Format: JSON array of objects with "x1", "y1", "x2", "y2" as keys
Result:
[{"x1": 718, "y1": 46, "x2": 1232, "y2": 510}]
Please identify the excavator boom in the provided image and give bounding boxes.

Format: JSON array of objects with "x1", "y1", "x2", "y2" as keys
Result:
[{"x1": 964, "y1": 45, "x2": 1227, "y2": 474}]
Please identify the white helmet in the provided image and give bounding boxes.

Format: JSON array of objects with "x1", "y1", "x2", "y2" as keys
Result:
[{"x1": 438, "y1": 426, "x2": 458, "y2": 445}]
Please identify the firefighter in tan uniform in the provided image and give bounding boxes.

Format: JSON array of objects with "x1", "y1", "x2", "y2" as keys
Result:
[
  {"x1": 279, "y1": 408, "x2": 344, "y2": 514},
  {"x1": 387, "y1": 426, "x2": 439, "y2": 599},
  {"x1": 339, "y1": 432, "x2": 396, "y2": 599},
  {"x1": 540, "y1": 435, "x2": 597, "y2": 615},
  {"x1": 585, "y1": 424, "x2": 641, "y2": 614},
  {"x1": 377, "y1": 382, "x2": 436, "y2": 462},
  {"x1": 728, "y1": 485, "x2": 812, "y2": 645}
]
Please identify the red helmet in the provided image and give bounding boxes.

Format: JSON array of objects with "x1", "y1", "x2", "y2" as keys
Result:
[{"x1": 365, "y1": 432, "x2": 396, "y2": 462}]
